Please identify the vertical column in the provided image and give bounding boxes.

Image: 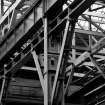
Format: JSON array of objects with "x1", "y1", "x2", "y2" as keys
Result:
[
  {"x1": 0, "y1": 0, "x2": 4, "y2": 18},
  {"x1": 0, "y1": 76, "x2": 5, "y2": 105},
  {"x1": 72, "y1": 33, "x2": 76, "y2": 62},
  {"x1": 0, "y1": 0, "x2": 2, "y2": 18},
  {"x1": 88, "y1": 7, "x2": 92, "y2": 51},
  {"x1": 43, "y1": 0, "x2": 47, "y2": 13},
  {"x1": 43, "y1": 0, "x2": 50, "y2": 105},
  {"x1": 44, "y1": 17, "x2": 49, "y2": 105},
  {"x1": 0, "y1": 68, "x2": 6, "y2": 105}
]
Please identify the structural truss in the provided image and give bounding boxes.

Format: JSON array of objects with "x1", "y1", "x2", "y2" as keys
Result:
[{"x1": 0, "y1": 0, "x2": 105, "y2": 105}]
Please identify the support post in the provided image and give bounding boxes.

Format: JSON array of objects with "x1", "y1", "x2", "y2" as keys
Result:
[
  {"x1": 72, "y1": 33, "x2": 76, "y2": 61},
  {"x1": 62, "y1": 79, "x2": 65, "y2": 105},
  {"x1": 44, "y1": 17, "x2": 49, "y2": 105},
  {"x1": 0, "y1": 0, "x2": 4, "y2": 17}
]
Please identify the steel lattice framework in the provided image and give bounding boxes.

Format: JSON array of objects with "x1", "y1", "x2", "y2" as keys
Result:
[{"x1": 0, "y1": 0, "x2": 105, "y2": 105}]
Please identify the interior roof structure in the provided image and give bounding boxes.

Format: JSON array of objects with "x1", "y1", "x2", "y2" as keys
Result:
[{"x1": 0, "y1": 0, "x2": 105, "y2": 105}]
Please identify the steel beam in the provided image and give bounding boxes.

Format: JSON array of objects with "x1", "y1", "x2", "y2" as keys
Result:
[
  {"x1": 32, "y1": 50, "x2": 44, "y2": 92},
  {"x1": 89, "y1": 55, "x2": 105, "y2": 79},
  {"x1": 76, "y1": 34, "x2": 89, "y2": 47},
  {"x1": 68, "y1": 0, "x2": 97, "y2": 19},
  {"x1": 51, "y1": 19, "x2": 70, "y2": 104},
  {"x1": 84, "y1": 83, "x2": 105, "y2": 96},
  {"x1": 65, "y1": 33, "x2": 76, "y2": 95},
  {"x1": 72, "y1": 35, "x2": 105, "y2": 67},
  {"x1": 43, "y1": 17, "x2": 49, "y2": 105},
  {"x1": 51, "y1": 0, "x2": 97, "y2": 103},
  {"x1": 9, "y1": 9, "x2": 17, "y2": 29},
  {"x1": 0, "y1": 0, "x2": 4, "y2": 17},
  {"x1": 75, "y1": 52, "x2": 90, "y2": 66},
  {"x1": 72, "y1": 33, "x2": 76, "y2": 63},
  {"x1": 92, "y1": 37, "x2": 105, "y2": 54},
  {"x1": 21, "y1": 66, "x2": 37, "y2": 71},
  {"x1": 62, "y1": 80, "x2": 65, "y2": 105},
  {"x1": 82, "y1": 14, "x2": 105, "y2": 33},
  {"x1": 0, "y1": 0, "x2": 22, "y2": 25},
  {"x1": 65, "y1": 64, "x2": 75, "y2": 95},
  {"x1": 83, "y1": 11, "x2": 105, "y2": 18},
  {"x1": 0, "y1": 1, "x2": 99, "y2": 105},
  {"x1": 0, "y1": 74, "x2": 5, "y2": 104},
  {"x1": 75, "y1": 29, "x2": 105, "y2": 37}
]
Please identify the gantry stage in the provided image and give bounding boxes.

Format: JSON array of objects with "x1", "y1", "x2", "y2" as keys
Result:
[{"x1": 0, "y1": 0, "x2": 105, "y2": 105}]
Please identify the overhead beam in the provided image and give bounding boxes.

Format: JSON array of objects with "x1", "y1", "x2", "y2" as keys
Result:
[
  {"x1": 73, "y1": 23, "x2": 105, "y2": 67},
  {"x1": 83, "y1": 11, "x2": 105, "y2": 18},
  {"x1": 82, "y1": 14, "x2": 105, "y2": 33},
  {"x1": 21, "y1": 66, "x2": 37, "y2": 71},
  {"x1": 73, "y1": 36, "x2": 105, "y2": 67},
  {"x1": 68, "y1": 0, "x2": 97, "y2": 19}
]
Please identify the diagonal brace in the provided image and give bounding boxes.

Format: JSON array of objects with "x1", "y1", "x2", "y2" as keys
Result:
[
  {"x1": 31, "y1": 50, "x2": 44, "y2": 91},
  {"x1": 0, "y1": 75, "x2": 6, "y2": 104},
  {"x1": 51, "y1": 19, "x2": 70, "y2": 104}
]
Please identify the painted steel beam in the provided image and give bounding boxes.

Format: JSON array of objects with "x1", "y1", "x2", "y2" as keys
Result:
[
  {"x1": 72, "y1": 36, "x2": 105, "y2": 67},
  {"x1": 89, "y1": 55, "x2": 105, "y2": 79},
  {"x1": 65, "y1": 64, "x2": 75, "y2": 95},
  {"x1": 65, "y1": 33, "x2": 76, "y2": 96},
  {"x1": 73, "y1": 50, "x2": 105, "y2": 79},
  {"x1": 0, "y1": 0, "x2": 22, "y2": 25},
  {"x1": 0, "y1": 0, "x2": 99, "y2": 64},
  {"x1": 68, "y1": 0, "x2": 97, "y2": 19},
  {"x1": 82, "y1": 15, "x2": 105, "y2": 33},
  {"x1": 79, "y1": 16, "x2": 105, "y2": 24},
  {"x1": 43, "y1": 17, "x2": 49, "y2": 105},
  {"x1": 51, "y1": 0, "x2": 97, "y2": 104},
  {"x1": 95, "y1": 1, "x2": 105, "y2": 6},
  {"x1": 51, "y1": 19, "x2": 70, "y2": 104},
  {"x1": 73, "y1": 21, "x2": 105, "y2": 67},
  {"x1": 4, "y1": 51, "x2": 32, "y2": 76},
  {"x1": 21, "y1": 66, "x2": 37, "y2": 71},
  {"x1": 75, "y1": 52, "x2": 90, "y2": 66},
  {"x1": 9, "y1": 9, "x2": 17, "y2": 29},
  {"x1": 32, "y1": 50, "x2": 44, "y2": 92},
  {"x1": 0, "y1": 0, "x2": 4, "y2": 16},
  {"x1": 83, "y1": 11, "x2": 105, "y2": 18},
  {"x1": 0, "y1": 75, "x2": 6, "y2": 104},
  {"x1": 0, "y1": 1, "x2": 99, "y2": 104},
  {"x1": 84, "y1": 83, "x2": 105, "y2": 96},
  {"x1": 92, "y1": 37, "x2": 105, "y2": 54}
]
